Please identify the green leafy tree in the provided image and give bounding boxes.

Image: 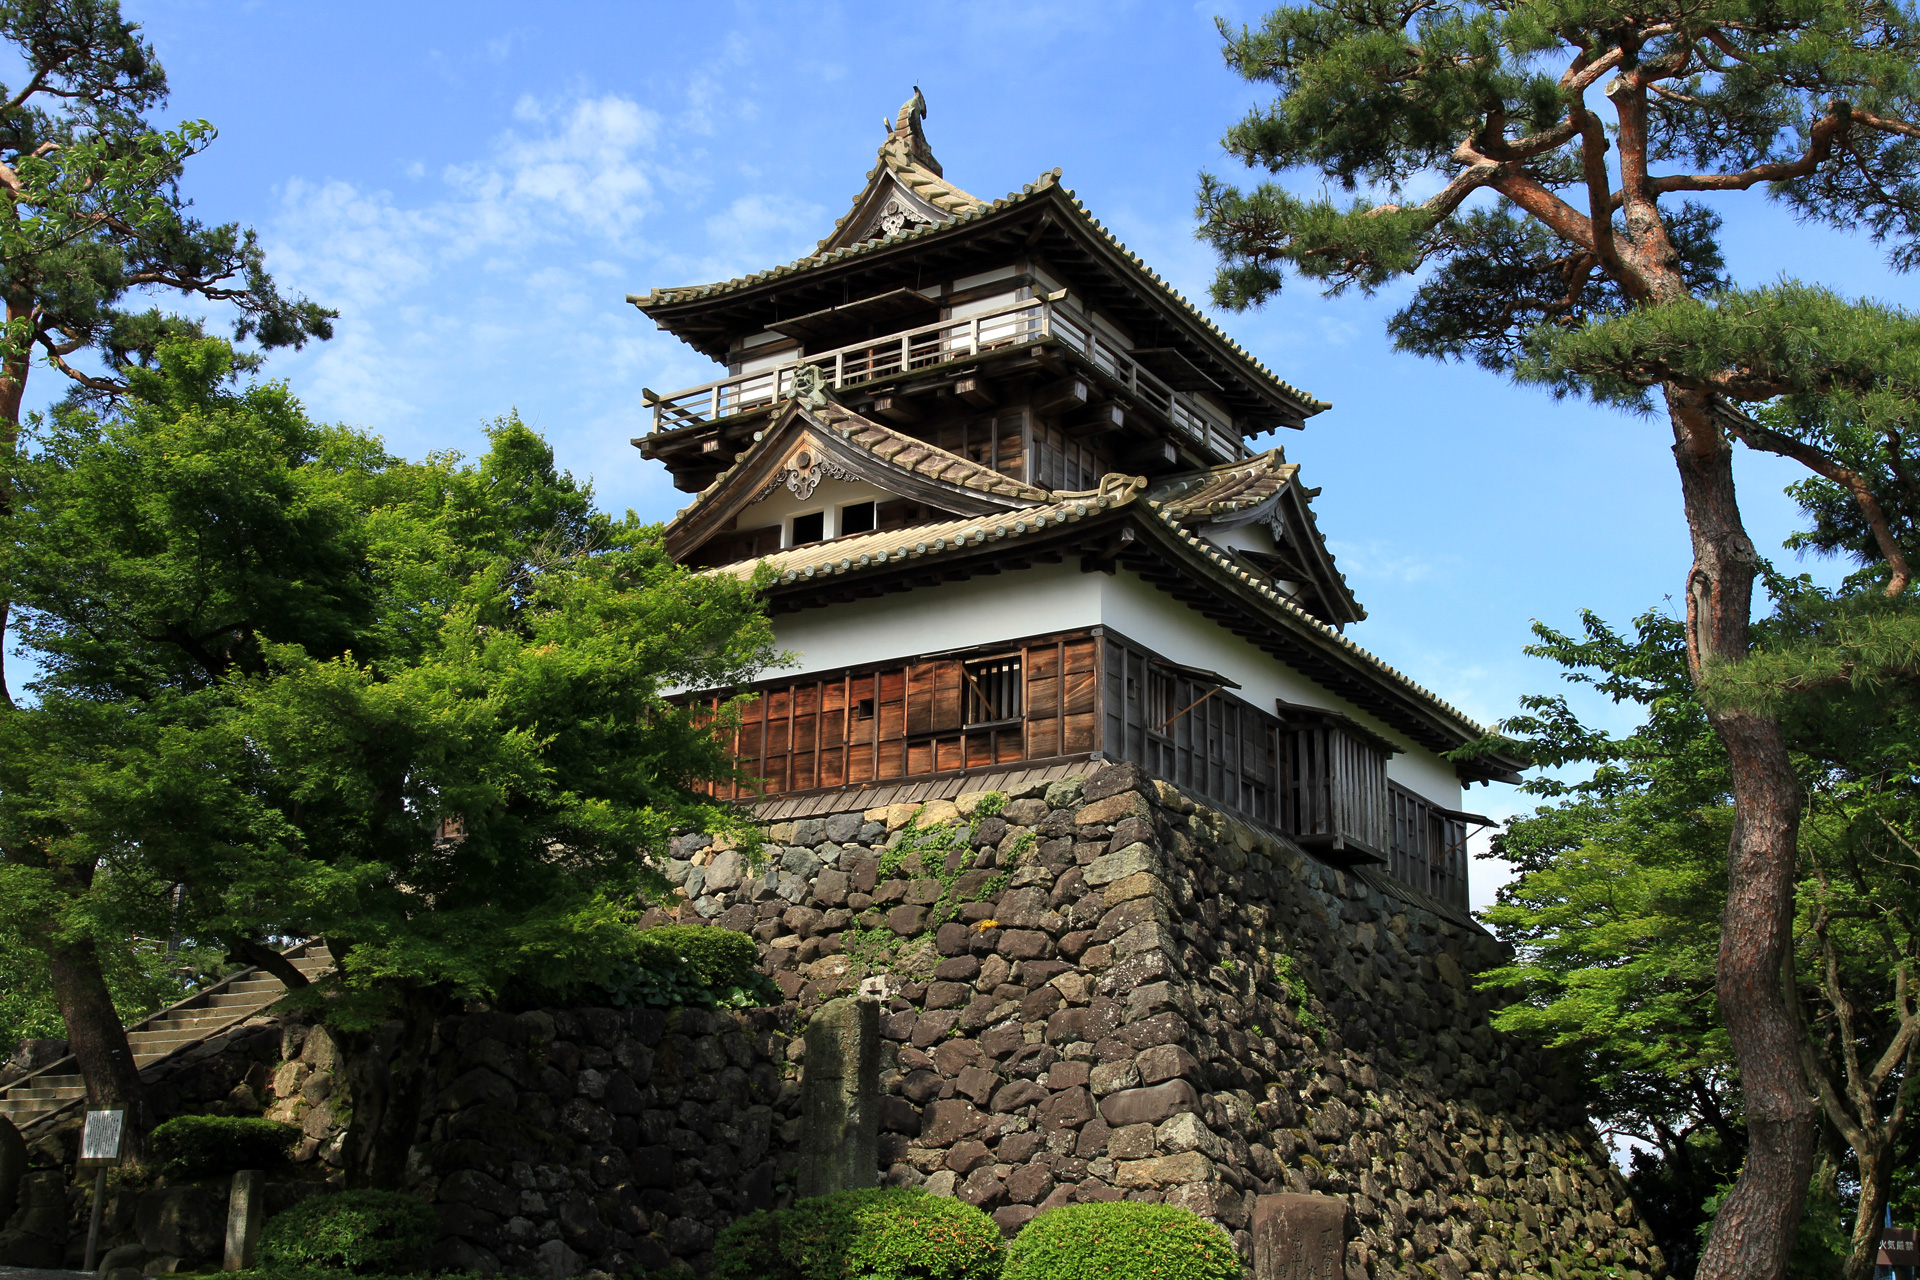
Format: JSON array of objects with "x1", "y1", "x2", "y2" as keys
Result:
[
  {"x1": 0, "y1": 0, "x2": 334, "y2": 705},
  {"x1": 1482, "y1": 598, "x2": 1920, "y2": 1278},
  {"x1": 1, "y1": 340, "x2": 776, "y2": 1177},
  {"x1": 1199, "y1": 4, "x2": 1920, "y2": 1273}
]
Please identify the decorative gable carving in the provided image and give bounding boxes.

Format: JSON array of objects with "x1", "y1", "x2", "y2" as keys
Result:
[{"x1": 754, "y1": 440, "x2": 856, "y2": 503}]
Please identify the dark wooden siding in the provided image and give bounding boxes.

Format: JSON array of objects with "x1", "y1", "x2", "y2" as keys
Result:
[
  {"x1": 1285, "y1": 720, "x2": 1389, "y2": 858},
  {"x1": 689, "y1": 625, "x2": 1466, "y2": 909},
  {"x1": 1387, "y1": 782, "x2": 1469, "y2": 910},
  {"x1": 1099, "y1": 632, "x2": 1285, "y2": 828},
  {"x1": 690, "y1": 630, "x2": 1100, "y2": 802}
]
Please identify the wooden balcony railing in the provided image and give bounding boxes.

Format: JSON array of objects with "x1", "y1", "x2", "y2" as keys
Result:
[{"x1": 643, "y1": 296, "x2": 1247, "y2": 462}]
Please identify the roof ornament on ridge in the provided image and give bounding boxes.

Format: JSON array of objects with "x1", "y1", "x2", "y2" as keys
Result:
[{"x1": 885, "y1": 87, "x2": 938, "y2": 175}]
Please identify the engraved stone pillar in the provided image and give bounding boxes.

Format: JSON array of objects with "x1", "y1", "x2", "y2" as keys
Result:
[
  {"x1": 223, "y1": 1169, "x2": 264, "y2": 1271},
  {"x1": 1252, "y1": 1192, "x2": 1348, "y2": 1280},
  {"x1": 796, "y1": 997, "x2": 880, "y2": 1199}
]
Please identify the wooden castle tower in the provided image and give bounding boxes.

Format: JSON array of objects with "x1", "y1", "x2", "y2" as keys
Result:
[{"x1": 629, "y1": 91, "x2": 1515, "y2": 911}]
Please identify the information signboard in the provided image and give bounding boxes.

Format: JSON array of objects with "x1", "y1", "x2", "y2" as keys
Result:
[{"x1": 79, "y1": 1109, "x2": 125, "y2": 1165}]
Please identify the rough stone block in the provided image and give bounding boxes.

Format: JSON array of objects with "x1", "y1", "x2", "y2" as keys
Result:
[
  {"x1": 920, "y1": 1099, "x2": 988, "y2": 1146},
  {"x1": 1037, "y1": 1086, "x2": 1095, "y2": 1131},
  {"x1": 1083, "y1": 842, "x2": 1159, "y2": 887},
  {"x1": 945, "y1": 1140, "x2": 992, "y2": 1173},
  {"x1": 704, "y1": 849, "x2": 747, "y2": 891},
  {"x1": 1076, "y1": 792, "x2": 1151, "y2": 827},
  {"x1": 1099, "y1": 1079, "x2": 1201, "y2": 1128},
  {"x1": 1114, "y1": 1151, "x2": 1215, "y2": 1189},
  {"x1": 997, "y1": 930, "x2": 1050, "y2": 960},
  {"x1": 1136, "y1": 1044, "x2": 1201, "y2": 1086},
  {"x1": 990, "y1": 1080, "x2": 1048, "y2": 1113},
  {"x1": 1080, "y1": 761, "x2": 1146, "y2": 803},
  {"x1": 1251, "y1": 1193, "x2": 1349, "y2": 1280}
]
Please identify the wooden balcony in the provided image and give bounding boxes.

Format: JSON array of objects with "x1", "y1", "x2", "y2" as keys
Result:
[{"x1": 642, "y1": 296, "x2": 1249, "y2": 463}]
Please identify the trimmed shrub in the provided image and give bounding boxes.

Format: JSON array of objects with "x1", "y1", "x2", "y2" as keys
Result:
[
  {"x1": 258, "y1": 1190, "x2": 437, "y2": 1275},
  {"x1": 605, "y1": 923, "x2": 777, "y2": 1008},
  {"x1": 713, "y1": 1187, "x2": 1003, "y2": 1280},
  {"x1": 1002, "y1": 1201, "x2": 1242, "y2": 1280},
  {"x1": 149, "y1": 1115, "x2": 301, "y2": 1180}
]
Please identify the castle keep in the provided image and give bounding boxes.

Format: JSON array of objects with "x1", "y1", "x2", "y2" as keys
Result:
[{"x1": 632, "y1": 91, "x2": 1523, "y2": 909}]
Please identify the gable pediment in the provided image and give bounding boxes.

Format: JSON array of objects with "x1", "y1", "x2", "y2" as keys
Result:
[
  {"x1": 1147, "y1": 451, "x2": 1365, "y2": 626},
  {"x1": 664, "y1": 400, "x2": 1045, "y2": 564}
]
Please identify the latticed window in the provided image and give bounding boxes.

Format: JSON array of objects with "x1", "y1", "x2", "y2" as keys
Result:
[{"x1": 964, "y1": 655, "x2": 1022, "y2": 724}]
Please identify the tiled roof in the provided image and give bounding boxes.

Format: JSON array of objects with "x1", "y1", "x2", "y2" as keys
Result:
[
  {"x1": 700, "y1": 473, "x2": 1490, "y2": 746},
  {"x1": 665, "y1": 401, "x2": 1047, "y2": 543},
  {"x1": 814, "y1": 98, "x2": 989, "y2": 253},
  {"x1": 703, "y1": 474, "x2": 1137, "y2": 583},
  {"x1": 632, "y1": 176, "x2": 1328, "y2": 422},
  {"x1": 1147, "y1": 449, "x2": 1297, "y2": 522},
  {"x1": 819, "y1": 404, "x2": 1046, "y2": 502}
]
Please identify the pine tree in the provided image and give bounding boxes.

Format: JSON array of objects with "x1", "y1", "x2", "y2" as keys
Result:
[{"x1": 1200, "y1": 5, "x2": 1920, "y2": 1274}]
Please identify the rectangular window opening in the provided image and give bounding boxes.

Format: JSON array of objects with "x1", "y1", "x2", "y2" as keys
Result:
[
  {"x1": 790, "y1": 511, "x2": 825, "y2": 546},
  {"x1": 854, "y1": 698, "x2": 875, "y2": 721},
  {"x1": 1147, "y1": 669, "x2": 1176, "y2": 730},
  {"x1": 840, "y1": 501, "x2": 876, "y2": 536},
  {"x1": 964, "y1": 655, "x2": 1022, "y2": 724}
]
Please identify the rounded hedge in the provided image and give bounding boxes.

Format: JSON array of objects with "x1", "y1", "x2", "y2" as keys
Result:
[
  {"x1": 150, "y1": 1115, "x2": 302, "y2": 1180},
  {"x1": 1002, "y1": 1201, "x2": 1242, "y2": 1280},
  {"x1": 713, "y1": 1187, "x2": 1002, "y2": 1280},
  {"x1": 258, "y1": 1190, "x2": 438, "y2": 1275}
]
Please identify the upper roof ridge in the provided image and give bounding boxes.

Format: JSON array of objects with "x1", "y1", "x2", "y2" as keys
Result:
[{"x1": 809, "y1": 91, "x2": 990, "y2": 254}]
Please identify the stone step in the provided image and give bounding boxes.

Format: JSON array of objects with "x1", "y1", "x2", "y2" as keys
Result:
[
  {"x1": 2, "y1": 1083, "x2": 84, "y2": 1102},
  {"x1": 206, "y1": 990, "x2": 282, "y2": 1009}
]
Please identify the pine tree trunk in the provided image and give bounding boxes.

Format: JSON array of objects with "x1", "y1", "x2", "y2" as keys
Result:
[
  {"x1": 0, "y1": 301, "x2": 30, "y2": 711},
  {"x1": 1672, "y1": 386, "x2": 1821, "y2": 1280},
  {"x1": 337, "y1": 985, "x2": 446, "y2": 1190}
]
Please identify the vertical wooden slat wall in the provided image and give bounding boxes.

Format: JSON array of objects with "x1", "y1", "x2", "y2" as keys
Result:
[
  {"x1": 1385, "y1": 782, "x2": 1470, "y2": 910},
  {"x1": 1098, "y1": 633, "x2": 1284, "y2": 828}
]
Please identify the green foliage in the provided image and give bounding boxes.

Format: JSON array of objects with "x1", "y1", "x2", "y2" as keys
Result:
[
  {"x1": 0, "y1": 924, "x2": 228, "y2": 1057},
  {"x1": 0, "y1": 0, "x2": 331, "y2": 505},
  {"x1": 149, "y1": 1115, "x2": 300, "y2": 1179},
  {"x1": 1268, "y1": 950, "x2": 1323, "y2": 1038},
  {"x1": 1001, "y1": 1201, "x2": 1242, "y2": 1280},
  {"x1": 1199, "y1": 0, "x2": 1920, "y2": 605},
  {"x1": 599, "y1": 924, "x2": 778, "y2": 1009},
  {"x1": 1471, "y1": 596, "x2": 1920, "y2": 1272},
  {"x1": 712, "y1": 1188, "x2": 1002, "y2": 1280},
  {"x1": 258, "y1": 1190, "x2": 437, "y2": 1275},
  {"x1": 842, "y1": 804, "x2": 1032, "y2": 979}
]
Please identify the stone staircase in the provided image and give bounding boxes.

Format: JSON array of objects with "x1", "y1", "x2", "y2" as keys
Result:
[{"x1": 0, "y1": 941, "x2": 333, "y2": 1132}]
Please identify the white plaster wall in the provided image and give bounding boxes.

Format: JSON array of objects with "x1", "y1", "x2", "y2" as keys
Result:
[
  {"x1": 769, "y1": 561, "x2": 1103, "y2": 676},
  {"x1": 737, "y1": 560, "x2": 1465, "y2": 810},
  {"x1": 741, "y1": 477, "x2": 897, "y2": 545},
  {"x1": 1094, "y1": 572, "x2": 1464, "y2": 807}
]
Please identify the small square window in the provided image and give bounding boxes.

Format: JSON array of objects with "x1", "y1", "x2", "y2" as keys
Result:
[
  {"x1": 964, "y1": 655, "x2": 1022, "y2": 724},
  {"x1": 840, "y1": 501, "x2": 876, "y2": 535},
  {"x1": 790, "y1": 511, "x2": 825, "y2": 545},
  {"x1": 854, "y1": 698, "x2": 875, "y2": 721}
]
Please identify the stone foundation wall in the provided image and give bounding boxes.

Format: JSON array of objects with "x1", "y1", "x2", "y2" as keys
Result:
[
  {"x1": 663, "y1": 760, "x2": 1665, "y2": 1280},
  {"x1": 5, "y1": 758, "x2": 1668, "y2": 1280}
]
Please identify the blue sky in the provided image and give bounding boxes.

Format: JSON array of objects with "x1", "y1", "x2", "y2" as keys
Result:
[{"x1": 10, "y1": 1, "x2": 1911, "y2": 906}]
